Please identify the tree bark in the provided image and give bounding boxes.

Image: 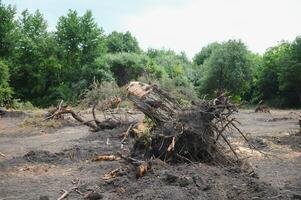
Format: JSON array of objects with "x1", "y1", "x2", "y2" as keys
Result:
[{"x1": 126, "y1": 81, "x2": 180, "y2": 125}]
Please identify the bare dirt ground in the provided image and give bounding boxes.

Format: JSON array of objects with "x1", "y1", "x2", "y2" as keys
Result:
[{"x1": 0, "y1": 109, "x2": 300, "y2": 200}]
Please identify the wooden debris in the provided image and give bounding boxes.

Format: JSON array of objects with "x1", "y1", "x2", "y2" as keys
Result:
[
  {"x1": 57, "y1": 179, "x2": 82, "y2": 200},
  {"x1": 116, "y1": 187, "x2": 126, "y2": 194},
  {"x1": 121, "y1": 123, "x2": 134, "y2": 143},
  {"x1": 91, "y1": 155, "x2": 121, "y2": 162},
  {"x1": 117, "y1": 152, "x2": 144, "y2": 166},
  {"x1": 136, "y1": 162, "x2": 151, "y2": 178},
  {"x1": 255, "y1": 100, "x2": 270, "y2": 113},
  {"x1": 0, "y1": 152, "x2": 6, "y2": 158},
  {"x1": 127, "y1": 81, "x2": 180, "y2": 125},
  {"x1": 57, "y1": 189, "x2": 69, "y2": 200},
  {"x1": 102, "y1": 168, "x2": 123, "y2": 180},
  {"x1": 44, "y1": 104, "x2": 123, "y2": 131},
  {"x1": 126, "y1": 81, "x2": 254, "y2": 164}
]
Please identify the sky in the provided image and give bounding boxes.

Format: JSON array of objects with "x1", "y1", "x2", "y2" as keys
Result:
[{"x1": 3, "y1": 0, "x2": 301, "y2": 58}]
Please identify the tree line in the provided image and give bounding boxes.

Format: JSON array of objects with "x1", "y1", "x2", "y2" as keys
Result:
[{"x1": 0, "y1": 1, "x2": 300, "y2": 107}]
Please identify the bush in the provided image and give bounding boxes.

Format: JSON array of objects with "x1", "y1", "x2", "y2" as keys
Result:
[
  {"x1": 10, "y1": 99, "x2": 36, "y2": 110},
  {"x1": 106, "y1": 53, "x2": 149, "y2": 86},
  {"x1": 80, "y1": 80, "x2": 123, "y2": 107}
]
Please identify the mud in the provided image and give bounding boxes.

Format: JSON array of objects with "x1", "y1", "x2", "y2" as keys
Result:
[{"x1": 0, "y1": 109, "x2": 300, "y2": 199}]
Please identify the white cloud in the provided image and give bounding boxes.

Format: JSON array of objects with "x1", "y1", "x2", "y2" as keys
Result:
[{"x1": 123, "y1": 0, "x2": 301, "y2": 58}]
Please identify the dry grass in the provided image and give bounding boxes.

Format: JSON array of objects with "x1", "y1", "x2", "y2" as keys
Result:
[{"x1": 20, "y1": 112, "x2": 63, "y2": 128}]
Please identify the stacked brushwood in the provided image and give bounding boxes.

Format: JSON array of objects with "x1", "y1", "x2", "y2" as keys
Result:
[{"x1": 127, "y1": 81, "x2": 244, "y2": 164}]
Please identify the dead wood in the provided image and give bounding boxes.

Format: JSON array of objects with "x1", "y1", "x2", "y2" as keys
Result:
[
  {"x1": 57, "y1": 189, "x2": 69, "y2": 200},
  {"x1": 136, "y1": 162, "x2": 151, "y2": 178},
  {"x1": 0, "y1": 152, "x2": 6, "y2": 158},
  {"x1": 127, "y1": 81, "x2": 180, "y2": 125},
  {"x1": 91, "y1": 155, "x2": 121, "y2": 161},
  {"x1": 121, "y1": 123, "x2": 134, "y2": 143},
  {"x1": 57, "y1": 180, "x2": 83, "y2": 200},
  {"x1": 102, "y1": 168, "x2": 124, "y2": 180},
  {"x1": 255, "y1": 100, "x2": 270, "y2": 113},
  {"x1": 126, "y1": 81, "x2": 250, "y2": 165},
  {"x1": 44, "y1": 101, "x2": 126, "y2": 131},
  {"x1": 117, "y1": 152, "x2": 145, "y2": 166}
]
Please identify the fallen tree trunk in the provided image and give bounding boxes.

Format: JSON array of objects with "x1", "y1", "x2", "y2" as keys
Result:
[
  {"x1": 127, "y1": 81, "x2": 241, "y2": 164},
  {"x1": 44, "y1": 102, "x2": 124, "y2": 131}
]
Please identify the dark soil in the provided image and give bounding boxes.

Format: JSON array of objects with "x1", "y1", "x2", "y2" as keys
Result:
[{"x1": 0, "y1": 109, "x2": 300, "y2": 199}]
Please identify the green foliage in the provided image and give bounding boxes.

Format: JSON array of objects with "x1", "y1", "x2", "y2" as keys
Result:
[
  {"x1": 146, "y1": 49, "x2": 191, "y2": 79},
  {"x1": 255, "y1": 38, "x2": 301, "y2": 107},
  {"x1": 56, "y1": 10, "x2": 106, "y2": 73},
  {"x1": 81, "y1": 80, "x2": 121, "y2": 107},
  {"x1": 9, "y1": 10, "x2": 60, "y2": 106},
  {"x1": 106, "y1": 31, "x2": 141, "y2": 53},
  {"x1": 0, "y1": 1, "x2": 300, "y2": 108},
  {"x1": 197, "y1": 40, "x2": 252, "y2": 98},
  {"x1": 0, "y1": 1, "x2": 17, "y2": 58},
  {"x1": 193, "y1": 42, "x2": 220, "y2": 66},
  {"x1": 0, "y1": 60, "x2": 13, "y2": 105},
  {"x1": 106, "y1": 53, "x2": 149, "y2": 86},
  {"x1": 10, "y1": 99, "x2": 35, "y2": 110}
]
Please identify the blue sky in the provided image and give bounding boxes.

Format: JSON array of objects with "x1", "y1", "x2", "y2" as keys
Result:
[{"x1": 3, "y1": 0, "x2": 301, "y2": 58}]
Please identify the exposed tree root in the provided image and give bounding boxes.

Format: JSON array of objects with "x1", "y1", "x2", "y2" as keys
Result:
[
  {"x1": 127, "y1": 81, "x2": 255, "y2": 165},
  {"x1": 255, "y1": 100, "x2": 270, "y2": 113}
]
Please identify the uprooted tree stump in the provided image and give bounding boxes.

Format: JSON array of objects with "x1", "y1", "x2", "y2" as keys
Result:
[
  {"x1": 255, "y1": 100, "x2": 270, "y2": 113},
  {"x1": 127, "y1": 81, "x2": 244, "y2": 164}
]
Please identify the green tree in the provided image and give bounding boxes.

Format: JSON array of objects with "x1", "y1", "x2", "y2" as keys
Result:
[
  {"x1": 106, "y1": 31, "x2": 141, "y2": 53},
  {"x1": 56, "y1": 10, "x2": 107, "y2": 74},
  {"x1": 10, "y1": 10, "x2": 61, "y2": 106},
  {"x1": 0, "y1": 1, "x2": 17, "y2": 59},
  {"x1": 278, "y1": 37, "x2": 301, "y2": 105},
  {"x1": 106, "y1": 53, "x2": 148, "y2": 86},
  {"x1": 146, "y1": 49, "x2": 192, "y2": 79},
  {"x1": 55, "y1": 10, "x2": 108, "y2": 103},
  {"x1": 0, "y1": 60, "x2": 13, "y2": 105},
  {"x1": 193, "y1": 42, "x2": 221, "y2": 66},
  {"x1": 198, "y1": 40, "x2": 252, "y2": 98},
  {"x1": 255, "y1": 42, "x2": 290, "y2": 106}
]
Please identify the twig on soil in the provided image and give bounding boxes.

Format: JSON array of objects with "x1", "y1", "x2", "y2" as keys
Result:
[
  {"x1": 44, "y1": 100, "x2": 64, "y2": 121},
  {"x1": 0, "y1": 152, "x2": 6, "y2": 158},
  {"x1": 117, "y1": 152, "x2": 144, "y2": 165},
  {"x1": 121, "y1": 123, "x2": 134, "y2": 143},
  {"x1": 57, "y1": 189, "x2": 69, "y2": 200},
  {"x1": 57, "y1": 179, "x2": 82, "y2": 200},
  {"x1": 102, "y1": 167, "x2": 123, "y2": 180},
  {"x1": 175, "y1": 154, "x2": 198, "y2": 168}
]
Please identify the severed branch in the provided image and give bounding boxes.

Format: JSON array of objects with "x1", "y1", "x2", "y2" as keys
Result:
[
  {"x1": 57, "y1": 179, "x2": 82, "y2": 200},
  {"x1": 52, "y1": 109, "x2": 99, "y2": 131},
  {"x1": 44, "y1": 104, "x2": 124, "y2": 131},
  {"x1": 0, "y1": 152, "x2": 6, "y2": 158},
  {"x1": 121, "y1": 123, "x2": 134, "y2": 143},
  {"x1": 117, "y1": 152, "x2": 144, "y2": 166}
]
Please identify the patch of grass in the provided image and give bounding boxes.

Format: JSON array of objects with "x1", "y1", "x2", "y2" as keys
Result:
[
  {"x1": 240, "y1": 104, "x2": 256, "y2": 109},
  {"x1": 11, "y1": 99, "x2": 37, "y2": 111},
  {"x1": 20, "y1": 112, "x2": 63, "y2": 128}
]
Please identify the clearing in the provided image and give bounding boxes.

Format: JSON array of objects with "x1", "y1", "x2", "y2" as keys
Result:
[{"x1": 0, "y1": 109, "x2": 300, "y2": 200}]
